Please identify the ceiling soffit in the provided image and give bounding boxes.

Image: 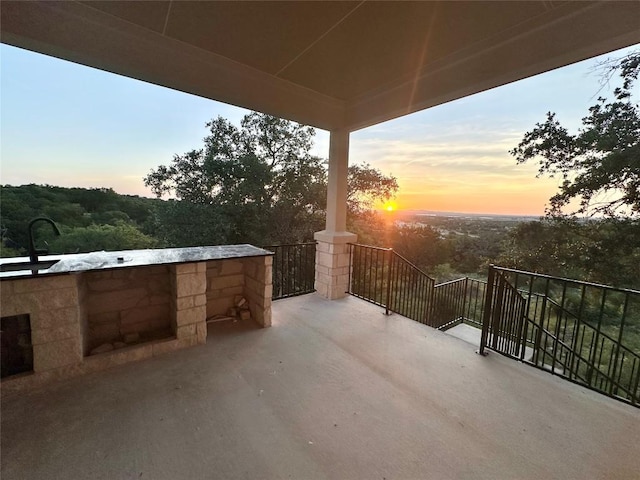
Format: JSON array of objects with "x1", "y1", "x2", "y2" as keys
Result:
[{"x1": 1, "y1": 1, "x2": 639, "y2": 132}]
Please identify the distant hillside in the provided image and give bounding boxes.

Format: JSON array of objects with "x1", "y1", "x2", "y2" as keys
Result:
[{"x1": 0, "y1": 184, "x2": 163, "y2": 256}]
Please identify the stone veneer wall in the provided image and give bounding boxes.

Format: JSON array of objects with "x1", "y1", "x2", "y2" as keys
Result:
[
  {"x1": 242, "y1": 255, "x2": 273, "y2": 327},
  {"x1": 82, "y1": 266, "x2": 172, "y2": 352},
  {"x1": 0, "y1": 274, "x2": 83, "y2": 375},
  {"x1": 203, "y1": 256, "x2": 272, "y2": 327},
  {"x1": 170, "y1": 262, "x2": 207, "y2": 346},
  {"x1": 1, "y1": 254, "x2": 273, "y2": 393},
  {"x1": 205, "y1": 259, "x2": 245, "y2": 318},
  {"x1": 81, "y1": 265, "x2": 171, "y2": 355},
  {"x1": 314, "y1": 240, "x2": 352, "y2": 300}
]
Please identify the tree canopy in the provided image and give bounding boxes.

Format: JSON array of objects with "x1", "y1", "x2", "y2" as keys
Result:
[
  {"x1": 510, "y1": 51, "x2": 639, "y2": 218},
  {"x1": 145, "y1": 112, "x2": 397, "y2": 246}
]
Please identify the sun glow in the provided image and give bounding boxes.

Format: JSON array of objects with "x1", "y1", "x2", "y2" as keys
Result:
[{"x1": 383, "y1": 200, "x2": 397, "y2": 212}]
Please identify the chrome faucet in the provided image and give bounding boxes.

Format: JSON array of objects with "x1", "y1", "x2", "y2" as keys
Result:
[{"x1": 28, "y1": 217, "x2": 61, "y2": 263}]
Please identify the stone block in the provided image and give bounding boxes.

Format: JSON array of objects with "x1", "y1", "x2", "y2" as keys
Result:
[
  {"x1": 196, "y1": 262, "x2": 207, "y2": 273},
  {"x1": 84, "y1": 271, "x2": 112, "y2": 280},
  {"x1": 90, "y1": 343, "x2": 114, "y2": 355},
  {"x1": 242, "y1": 261, "x2": 257, "y2": 278},
  {"x1": 206, "y1": 298, "x2": 234, "y2": 318},
  {"x1": 175, "y1": 305, "x2": 206, "y2": 326},
  {"x1": 87, "y1": 287, "x2": 147, "y2": 315},
  {"x1": 206, "y1": 289, "x2": 222, "y2": 300},
  {"x1": 252, "y1": 306, "x2": 271, "y2": 328},
  {"x1": 110, "y1": 269, "x2": 134, "y2": 280},
  {"x1": 31, "y1": 307, "x2": 79, "y2": 330},
  {"x1": 264, "y1": 265, "x2": 273, "y2": 283},
  {"x1": 145, "y1": 266, "x2": 169, "y2": 276},
  {"x1": 244, "y1": 277, "x2": 264, "y2": 295},
  {"x1": 149, "y1": 316, "x2": 170, "y2": 331},
  {"x1": 106, "y1": 344, "x2": 153, "y2": 367},
  {"x1": 120, "y1": 320, "x2": 150, "y2": 336},
  {"x1": 176, "y1": 323, "x2": 197, "y2": 339},
  {"x1": 315, "y1": 264, "x2": 329, "y2": 275},
  {"x1": 174, "y1": 263, "x2": 197, "y2": 274},
  {"x1": 120, "y1": 304, "x2": 169, "y2": 326},
  {"x1": 315, "y1": 241, "x2": 330, "y2": 253},
  {"x1": 31, "y1": 322, "x2": 81, "y2": 346},
  {"x1": 9, "y1": 287, "x2": 81, "y2": 314},
  {"x1": 33, "y1": 338, "x2": 82, "y2": 371},
  {"x1": 196, "y1": 321, "x2": 207, "y2": 344},
  {"x1": 206, "y1": 262, "x2": 221, "y2": 276},
  {"x1": 175, "y1": 272, "x2": 206, "y2": 297},
  {"x1": 176, "y1": 295, "x2": 195, "y2": 310},
  {"x1": 316, "y1": 251, "x2": 333, "y2": 269},
  {"x1": 315, "y1": 282, "x2": 328, "y2": 298},
  {"x1": 1, "y1": 281, "x2": 14, "y2": 295},
  {"x1": 208, "y1": 274, "x2": 244, "y2": 291},
  {"x1": 86, "y1": 277, "x2": 130, "y2": 292},
  {"x1": 176, "y1": 336, "x2": 199, "y2": 349},
  {"x1": 151, "y1": 338, "x2": 182, "y2": 356},
  {"x1": 149, "y1": 294, "x2": 170, "y2": 306},
  {"x1": 148, "y1": 276, "x2": 170, "y2": 294},
  {"x1": 220, "y1": 260, "x2": 243, "y2": 275},
  {"x1": 13, "y1": 275, "x2": 76, "y2": 293},
  {"x1": 194, "y1": 293, "x2": 207, "y2": 307},
  {"x1": 88, "y1": 311, "x2": 119, "y2": 325},
  {"x1": 336, "y1": 252, "x2": 351, "y2": 268},
  {"x1": 221, "y1": 285, "x2": 244, "y2": 297}
]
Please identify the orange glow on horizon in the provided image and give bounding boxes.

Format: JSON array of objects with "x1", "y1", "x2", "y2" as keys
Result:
[{"x1": 382, "y1": 200, "x2": 398, "y2": 212}]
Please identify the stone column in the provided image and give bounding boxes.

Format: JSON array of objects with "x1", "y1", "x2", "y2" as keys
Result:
[
  {"x1": 171, "y1": 262, "x2": 207, "y2": 345},
  {"x1": 314, "y1": 129, "x2": 357, "y2": 300},
  {"x1": 243, "y1": 255, "x2": 273, "y2": 327}
]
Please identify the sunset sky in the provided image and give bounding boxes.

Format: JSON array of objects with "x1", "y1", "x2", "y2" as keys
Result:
[{"x1": 2, "y1": 43, "x2": 637, "y2": 216}]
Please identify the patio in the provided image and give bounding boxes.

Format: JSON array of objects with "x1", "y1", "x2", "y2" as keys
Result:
[{"x1": 2, "y1": 294, "x2": 639, "y2": 480}]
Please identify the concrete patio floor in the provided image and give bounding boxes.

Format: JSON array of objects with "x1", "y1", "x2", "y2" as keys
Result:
[{"x1": 2, "y1": 294, "x2": 639, "y2": 479}]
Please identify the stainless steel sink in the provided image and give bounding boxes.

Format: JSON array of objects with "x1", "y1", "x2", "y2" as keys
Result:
[{"x1": 0, "y1": 260, "x2": 60, "y2": 272}]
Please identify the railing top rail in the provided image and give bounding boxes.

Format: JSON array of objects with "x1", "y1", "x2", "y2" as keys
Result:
[
  {"x1": 492, "y1": 265, "x2": 640, "y2": 295},
  {"x1": 391, "y1": 250, "x2": 436, "y2": 281},
  {"x1": 543, "y1": 296, "x2": 640, "y2": 358},
  {"x1": 348, "y1": 243, "x2": 392, "y2": 252},
  {"x1": 349, "y1": 243, "x2": 436, "y2": 282},
  {"x1": 262, "y1": 242, "x2": 317, "y2": 248},
  {"x1": 434, "y1": 277, "x2": 468, "y2": 288}
]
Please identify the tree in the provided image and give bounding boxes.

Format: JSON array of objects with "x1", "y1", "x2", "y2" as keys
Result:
[
  {"x1": 347, "y1": 163, "x2": 398, "y2": 215},
  {"x1": 49, "y1": 223, "x2": 157, "y2": 254},
  {"x1": 497, "y1": 217, "x2": 640, "y2": 288},
  {"x1": 510, "y1": 51, "x2": 639, "y2": 218},
  {"x1": 145, "y1": 112, "x2": 397, "y2": 246}
]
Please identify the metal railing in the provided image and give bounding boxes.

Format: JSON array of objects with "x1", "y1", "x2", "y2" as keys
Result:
[
  {"x1": 480, "y1": 265, "x2": 640, "y2": 406},
  {"x1": 434, "y1": 277, "x2": 487, "y2": 330},
  {"x1": 347, "y1": 244, "x2": 436, "y2": 326},
  {"x1": 263, "y1": 242, "x2": 316, "y2": 300}
]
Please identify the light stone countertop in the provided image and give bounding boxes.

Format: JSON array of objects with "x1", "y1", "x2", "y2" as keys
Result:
[{"x1": 0, "y1": 245, "x2": 274, "y2": 280}]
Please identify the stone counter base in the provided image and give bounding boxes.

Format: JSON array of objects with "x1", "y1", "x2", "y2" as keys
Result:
[{"x1": 1, "y1": 255, "x2": 272, "y2": 393}]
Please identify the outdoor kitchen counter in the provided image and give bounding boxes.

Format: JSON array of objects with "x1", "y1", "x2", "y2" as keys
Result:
[
  {"x1": 0, "y1": 244, "x2": 273, "y2": 279},
  {"x1": 0, "y1": 245, "x2": 274, "y2": 393}
]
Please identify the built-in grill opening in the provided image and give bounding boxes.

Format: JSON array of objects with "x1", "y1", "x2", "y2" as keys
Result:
[{"x1": 1, "y1": 314, "x2": 33, "y2": 378}]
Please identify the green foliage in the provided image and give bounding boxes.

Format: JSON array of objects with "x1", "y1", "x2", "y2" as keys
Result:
[
  {"x1": 145, "y1": 112, "x2": 397, "y2": 246},
  {"x1": 0, "y1": 184, "x2": 161, "y2": 256},
  {"x1": 347, "y1": 163, "x2": 398, "y2": 215},
  {"x1": 49, "y1": 223, "x2": 157, "y2": 253},
  {"x1": 498, "y1": 218, "x2": 640, "y2": 289},
  {"x1": 511, "y1": 51, "x2": 640, "y2": 218}
]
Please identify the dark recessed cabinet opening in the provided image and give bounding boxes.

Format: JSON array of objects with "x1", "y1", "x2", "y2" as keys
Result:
[{"x1": 1, "y1": 314, "x2": 33, "y2": 379}]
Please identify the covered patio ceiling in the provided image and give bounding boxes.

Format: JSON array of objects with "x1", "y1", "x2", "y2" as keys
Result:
[{"x1": 2, "y1": 1, "x2": 639, "y2": 132}]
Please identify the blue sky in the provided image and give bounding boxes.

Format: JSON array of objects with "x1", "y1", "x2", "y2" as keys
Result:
[{"x1": 1, "y1": 43, "x2": 637, "y2": 215}]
